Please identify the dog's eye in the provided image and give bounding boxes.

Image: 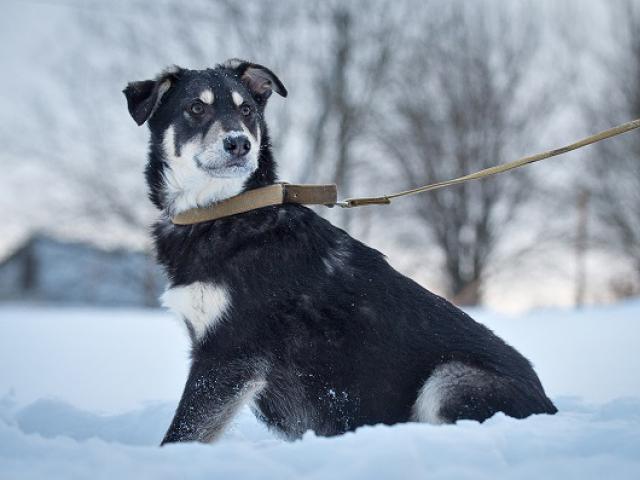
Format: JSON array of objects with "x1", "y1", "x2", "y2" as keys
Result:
[
  {"x1": 189, "y1": 101, "x2": 205, "y2": 116},
  {"x1": 240, "y1": 104, "x2": 252, "y2": 116}
]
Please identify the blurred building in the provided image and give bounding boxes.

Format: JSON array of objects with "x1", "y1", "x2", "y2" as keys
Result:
[{"x1": 0, "y1": 234, "x2": 165, "y2": 307}]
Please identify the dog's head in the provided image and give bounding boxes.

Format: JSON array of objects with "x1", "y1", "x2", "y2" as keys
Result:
[{"x1": 123, "y1": 59, "x2": 287, "y2": 215}]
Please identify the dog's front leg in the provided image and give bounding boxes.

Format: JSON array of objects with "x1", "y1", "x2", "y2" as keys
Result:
[{"x1": 161, "y1": 359, "x2": 266, "y2": 445}]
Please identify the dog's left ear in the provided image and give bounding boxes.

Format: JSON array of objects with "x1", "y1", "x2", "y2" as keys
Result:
[
  {"x1": 225, "y1": 59, "x2": 287, "y2": 103},
  {"x1": 123, "y1": 67, "x2": 181, "y2": 126}
]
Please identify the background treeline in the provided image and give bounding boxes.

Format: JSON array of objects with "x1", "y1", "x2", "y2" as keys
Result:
[{"x1": 2, "y1": 0, "x2": 638, "y2": 310}]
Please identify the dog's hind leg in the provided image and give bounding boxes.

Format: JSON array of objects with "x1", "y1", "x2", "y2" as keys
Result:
[
  {"x1": 161, "y1": 359, "x2": 266, "y2": 445},
  {"x1": 411, "y1": 362, "x2": 556, "y2": 424}
]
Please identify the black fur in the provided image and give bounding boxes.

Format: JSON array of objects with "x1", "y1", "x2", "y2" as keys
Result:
[{"x1": 124, "y1": 60, "x2": 557, "y2": 444}]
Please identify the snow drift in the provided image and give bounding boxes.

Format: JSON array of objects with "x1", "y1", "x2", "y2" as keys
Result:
[{"x1": 1, "y1": 302, "x2": 639, "y2": 479}]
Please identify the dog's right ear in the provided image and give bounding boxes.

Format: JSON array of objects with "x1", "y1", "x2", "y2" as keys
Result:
[
  {"x1": 222, "y1": 59, "x2": 287, "y2": 105},
  {"x1": 123, "y1": 67, "x2": 181, "y2": 126}
]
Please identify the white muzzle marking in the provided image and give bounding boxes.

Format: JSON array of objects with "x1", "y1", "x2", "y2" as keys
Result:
[{"x1": 161, "y1": 124, "x2": 260, "y2": 215}]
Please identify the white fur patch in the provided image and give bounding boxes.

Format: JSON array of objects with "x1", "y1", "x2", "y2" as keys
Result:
[
  {"x1": 200, "y1": 89, "x2": 214, "y2": 104},
  {"x1": 322, "y1": 239, "x2": 351, "y2": 275},
  {"x1": 412, "y1": 362, "x2": 480, "y2": 424},
  {"x1": 161, "y1": 125, "x2": 250, "y2": 215},
  {"x1": 161, "y1": 282, "x2": 230, "y2": 341},
  {"x1": 232, "y1": 91, "x2": 244, "y2": 106},
  {"x1": 163, "y1": 65, "x2": 182, "y2": 75},
  {"x1": 205, "y1": 378, "x2": 267, "y2": 442},
  {"x1": 223, "y1": 58, "x2": 244, "y2": 69}
]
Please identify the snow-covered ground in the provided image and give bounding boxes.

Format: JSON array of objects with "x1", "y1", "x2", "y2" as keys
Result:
[{"x1": 1, "y1": 301, "x2": 639, "y2": 479}]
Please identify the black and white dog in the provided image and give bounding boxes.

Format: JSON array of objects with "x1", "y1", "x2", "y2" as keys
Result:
[{"x1": 123, "y1": 59, "x2": 557, "y2": 445}]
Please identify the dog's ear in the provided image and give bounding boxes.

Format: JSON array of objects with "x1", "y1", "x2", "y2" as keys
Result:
[
  {"x1": 224, "y1": 59, "x2": 287, "y2": 103},
  {"x1": 123, "y1": 67, "x2": 181, "y2": 126},
  {"x1": 242, "y1": 64, "x2": 287, "y2": 99}
]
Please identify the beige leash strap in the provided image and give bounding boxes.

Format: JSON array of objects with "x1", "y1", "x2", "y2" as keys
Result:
[
  {"x1": 338, "y1": 118, "x2": 640, "y2": 208},
  {"x1": 172, "y1": 183, "x2": 338, "y2": 225}
]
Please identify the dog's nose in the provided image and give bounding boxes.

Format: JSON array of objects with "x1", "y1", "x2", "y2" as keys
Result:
[{"x1": 223, "y1": 135, "x2": 251, "y2": 157}]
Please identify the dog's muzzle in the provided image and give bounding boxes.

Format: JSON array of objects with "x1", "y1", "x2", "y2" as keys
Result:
[{"x1": 195, "y1": 133, "x2": 257, "y2": 178}]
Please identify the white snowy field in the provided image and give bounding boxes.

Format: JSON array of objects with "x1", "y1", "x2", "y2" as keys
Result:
[{"x1": 1, "y1": 301, "x2": 639, "y2": 479}]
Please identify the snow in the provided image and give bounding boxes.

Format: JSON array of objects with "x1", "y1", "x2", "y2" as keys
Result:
[{"x1": 1, "y1": 301, "x2": 639, "y2": 479}]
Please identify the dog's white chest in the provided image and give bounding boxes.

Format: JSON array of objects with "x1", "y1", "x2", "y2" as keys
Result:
[{"x1": 161, "y1": 282, "x2": 230, "y2": 341}]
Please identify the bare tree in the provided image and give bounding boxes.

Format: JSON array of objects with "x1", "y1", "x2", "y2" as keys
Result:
[
  {"x1": 13, "y1": 0, "x2": 420, "y2": 240},
  {"x1": 380, "y1": 2, "x2": 553, "y2": 305},
  {"x1": 586, "y1": 1, "x2": 640, "y2": 294},
  {"x1": 302, "y1": 1, "x2": 406, "y2": 230}
]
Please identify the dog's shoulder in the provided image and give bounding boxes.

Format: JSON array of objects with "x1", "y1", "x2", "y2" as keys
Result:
[{"x1": 152, "y1": 203, "x2": 376, "y2": 280}]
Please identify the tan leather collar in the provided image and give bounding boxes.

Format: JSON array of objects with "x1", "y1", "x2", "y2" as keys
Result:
[{"x1": 171, "y1": 183, "x2": 338, "y2": 225}]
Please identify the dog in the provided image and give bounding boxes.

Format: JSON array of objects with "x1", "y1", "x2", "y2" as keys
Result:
[{"x1": 123, "y1": 59, "x2": 557, "y2": 445}]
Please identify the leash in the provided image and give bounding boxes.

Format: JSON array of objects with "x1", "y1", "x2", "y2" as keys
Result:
[
  {"x1": 172, "y1": 118, "x2": 640, "y2": 225},
  {"x1": 337, "y1": 117, "x2": 640, "y2": 208}
]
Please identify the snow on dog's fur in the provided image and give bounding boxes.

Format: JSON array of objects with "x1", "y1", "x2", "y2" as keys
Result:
[{"x1": 123, "y1": 59, "x2": 557, "y2": 445}]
